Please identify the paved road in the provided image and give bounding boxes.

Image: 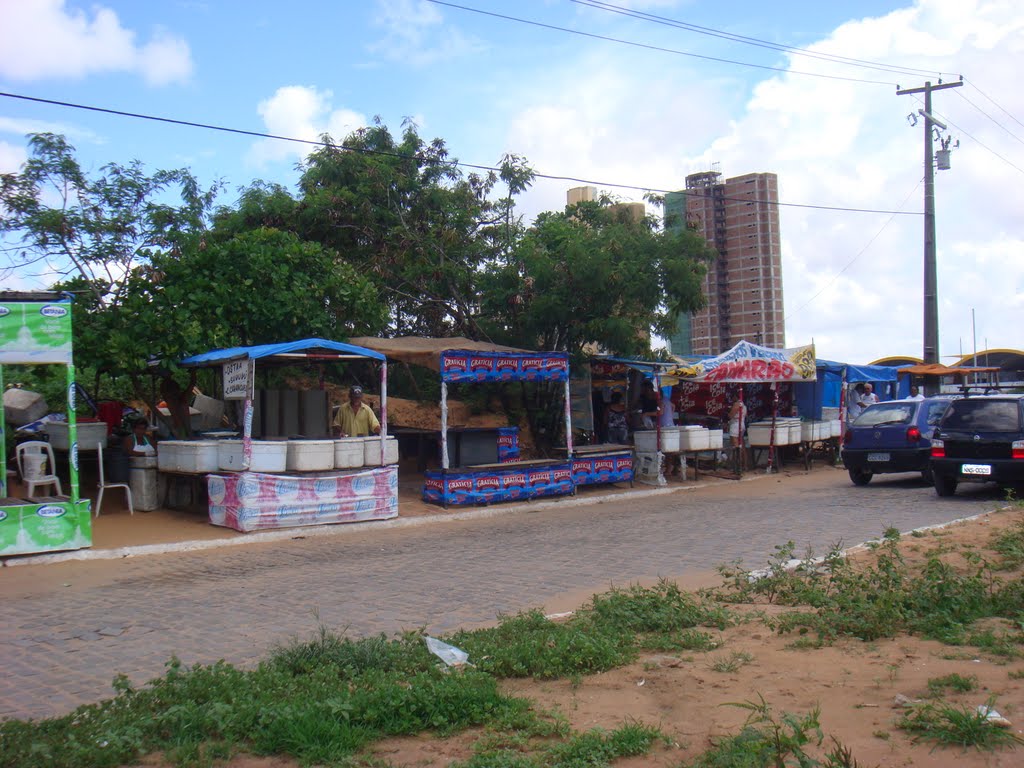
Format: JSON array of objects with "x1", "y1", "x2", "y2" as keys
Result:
[{"x1": 0, "y1": 468, "x2": 1010, "y2": 720}]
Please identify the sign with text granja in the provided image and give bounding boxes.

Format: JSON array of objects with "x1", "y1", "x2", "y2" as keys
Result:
[{"x1": 223, "y1": 359, "x2": 254, "y2": 400}]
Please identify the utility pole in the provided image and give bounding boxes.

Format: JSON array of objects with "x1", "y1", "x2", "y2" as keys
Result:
[{"x1": 897, "y1": 78, "x2": 962, "y2": 368}]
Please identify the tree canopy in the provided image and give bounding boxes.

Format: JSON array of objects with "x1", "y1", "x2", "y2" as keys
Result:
[{"x1": 2, "y1": 124, "x2": 715, "y2": 391}]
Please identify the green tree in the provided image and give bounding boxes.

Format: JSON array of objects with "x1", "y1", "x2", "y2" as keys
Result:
[
  {"x1": 479, "y1": 200, "x2": 714, "y2": 358},
  {"x1": 0, "y1": 133, "x2": 219, "y2": 309},
  {"x1": 294, "y1": 119, "x2": 533, "y2": 338}
]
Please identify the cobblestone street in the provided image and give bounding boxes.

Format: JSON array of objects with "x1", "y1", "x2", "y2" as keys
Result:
[{"x1": 0, "y1": 467, "x2": 1008, "y2": 720}]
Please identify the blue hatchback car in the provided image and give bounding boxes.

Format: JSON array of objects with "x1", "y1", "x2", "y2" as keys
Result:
[{"x1": 842, "y1": 396, "x2": 958, "y2": 486}]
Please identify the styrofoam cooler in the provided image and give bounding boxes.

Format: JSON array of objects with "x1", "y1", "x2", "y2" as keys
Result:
[
  {"x1": 678, "y1": 427, "x2": 710, "y2": 451},
  {"x1": 334, "y1": 437, "x2": 365, "y2": 469},
  {"x1": 46, "y1": 420, "x2": 108, "y2": 450},
  {"x1": 363, "y1": 436, "x2": 399, "y2": 465},
  {"x1": 830, "y1": 420, "x2": 842, "y2": 438},
  {"x1": 217, "y1": 439, "x2": 287, "y2": 472},
  {"x1": 748, "y1": 423, "x2": 775, "y2": 446},
  {"x1": 634, "y1": 429, "x2": 680, "y2": 452},
  {"x1": 158, "y1": 440, "x2": 220, "y2": 473},
  {"x1": 286, "y1": 439, "x2": 335, "y2": 472},
  {"x1": 708, "y1": 429, "x2": 724, "y2": 450}
]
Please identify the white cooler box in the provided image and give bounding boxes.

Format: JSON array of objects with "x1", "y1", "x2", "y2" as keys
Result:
[
  {"x1": 363, "y1": 436, "x2": 399, "y2": 466},
  {"x1": 286, "y1": 439, "x2": 335, "y2": 472},
  {"x1": 634, "y1": 429, "x2": 680, "y2": 452},
  {"x1": 708, "y1": 429, "x2": 724, "y2": 450},
  {"x1": 47, "y1": 421, "x2": 108, "y2": 450},
  {"x1": 158, "y1": 440, "x2": 220, "y2": 473},
  {"x1": 678, "y1": 426, "x2": 711, "y2": 451},
  {"x1": 217, "y1": 439, "x2": 287, "y2": 472},
  {"x1": 334, "y1": 437, "x2": 365, "y2": 469}
]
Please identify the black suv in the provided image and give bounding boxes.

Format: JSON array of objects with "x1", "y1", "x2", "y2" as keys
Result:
[{"x1": 930, "y1": 394, "x2": 1024, "y2": 497}]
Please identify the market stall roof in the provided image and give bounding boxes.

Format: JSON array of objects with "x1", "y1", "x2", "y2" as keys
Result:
[
  {"x1": 897, "y1": 363, "x2": 1001, "y2": 376},
  {"x1": 180, "y1": 338, "x2": 385, "y2": 366},
  {"x1": 347, "y1": 336, "x2": 529, "y2": 372},
  {"x1": 669, "y1": 340, "x2": 817, "y2": 383},
  {"x1": 816, "y1": 359, "x2": 900, "y2": 382}
]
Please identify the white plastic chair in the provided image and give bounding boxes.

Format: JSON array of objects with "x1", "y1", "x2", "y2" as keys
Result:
[
  {"x1": 96, "y1": 442, "x2": 133, "y2": 517},
  {"x1": 15, "y1": 441, "x2": 63, "y2": 498}
]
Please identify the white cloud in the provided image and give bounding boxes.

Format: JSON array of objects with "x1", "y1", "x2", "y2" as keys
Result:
[
  {"x1": 247, "y1": 86, "x2": 367, "y2": 167},
  {"x1": 368, "y1": 0, "x2": 485, "y2": 66},
  {"x1": 503, "y1": 0, "x2": 1024, "y2": 363},
  {"x1": 0, "y1": 0, "x2": 192, "y2": 85},
  {"x1": 0, "y1": 139, "x2": 27, "y2": 173}
]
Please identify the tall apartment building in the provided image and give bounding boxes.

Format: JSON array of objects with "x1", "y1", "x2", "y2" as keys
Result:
[
  {"x1": 566, "y1": 186, "x2": 646, "y2": 223},
  {"x1": 666, "y1": 170, "x2": 785, "y2": 356}
]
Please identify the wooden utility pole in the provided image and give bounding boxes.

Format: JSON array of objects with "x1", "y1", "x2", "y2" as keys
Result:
[{"x1": 896, "y1": 78, "x2": 962, "y2": 367}]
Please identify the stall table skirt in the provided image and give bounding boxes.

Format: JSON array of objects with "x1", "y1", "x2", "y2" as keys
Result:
[
  {"x1": 207, "y1": 465, "x2": 398, "y2": 532},
  {"x1": 423, "y1": 459, "x2": 572, "y2": 507},
  {"x1": 569, "y1": 448, "x2": 634, "y2": 487}
]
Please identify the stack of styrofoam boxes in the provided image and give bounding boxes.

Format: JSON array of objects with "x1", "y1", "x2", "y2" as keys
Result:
[{"x1": 749, "y1": 421, "x2": 798, "y2": 446}]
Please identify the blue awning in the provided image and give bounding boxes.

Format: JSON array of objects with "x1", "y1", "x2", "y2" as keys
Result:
[
  {"x1": 180, "y1": 338, "x2": 386, "y2": 366},
  {"x1": 816, "y1": 359, "x2": 900, "y2": 382}
]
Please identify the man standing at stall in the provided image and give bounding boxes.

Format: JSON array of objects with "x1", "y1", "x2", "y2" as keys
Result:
[{"x1": 333, "y1": 386, "x2": 381, "y2": 437}]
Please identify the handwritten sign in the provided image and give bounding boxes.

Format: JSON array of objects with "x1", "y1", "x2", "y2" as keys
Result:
[{"x1": 223, "y1": 360, "x2": 253, "y2": 400}]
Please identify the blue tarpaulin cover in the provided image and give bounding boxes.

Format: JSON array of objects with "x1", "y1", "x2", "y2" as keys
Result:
[{"x1": 180, "y1": 338, "x2": 386, "y2": 366}]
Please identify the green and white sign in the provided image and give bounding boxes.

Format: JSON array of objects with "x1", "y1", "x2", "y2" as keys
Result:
[
  {"x1": 0, "y1": 500, "x2": 92, "y2": 556},
  {"x1": 0, "y1": 301, "x2": 73, "y2": 364}
]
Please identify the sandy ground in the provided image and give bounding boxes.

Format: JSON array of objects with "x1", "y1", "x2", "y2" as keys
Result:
[{"x1": 121, "y1": 489, "x2": 1024, "y2": 768}]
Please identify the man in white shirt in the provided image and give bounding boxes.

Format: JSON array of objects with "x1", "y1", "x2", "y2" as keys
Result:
[{"x1": 908, "y1": 385, "x2": 925, "y2": 401}]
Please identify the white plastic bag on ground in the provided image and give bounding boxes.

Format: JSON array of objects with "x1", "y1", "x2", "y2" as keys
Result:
[{"x1": 425, "y1": 636, "x2": 470, "y2": 667}]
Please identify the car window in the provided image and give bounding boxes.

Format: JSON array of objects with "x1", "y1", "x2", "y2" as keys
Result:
[
  {"x1": 854, "y1": 403, "x2": 914, "y2": 426},
  {"x1": 941, "y1": 400, "x2": 1022, "y2": 432},
  {"x1": 924, "y1": 400, "x2": 953, "y2": 427}
]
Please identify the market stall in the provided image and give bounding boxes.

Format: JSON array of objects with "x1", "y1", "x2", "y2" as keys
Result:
[
  {"x1": 176, "y1": 338, "x2": 398, "y2": 532},
  {"x1": 670, "y1": 340, "x2": 818, "y2": 474},
  {"x1": 0, "y1": 292, "x2": 92, "y2": 556},
  {"x1": 349, "y1": 337, "x2": 577, "y2": 506}
]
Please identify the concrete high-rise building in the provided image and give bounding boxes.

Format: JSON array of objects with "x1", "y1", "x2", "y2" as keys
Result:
[
  {"x1": 566, "y1": 186, "x2": 646, "y2": 223},
  {"x1": 667, "y1": 170, "x2": 785, "y2": 356}
]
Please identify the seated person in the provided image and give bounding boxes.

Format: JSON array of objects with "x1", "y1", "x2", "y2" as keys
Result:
[
  {"x1": 123, "y1": 417, "x2": 156, "y2": 456},
  {"x1": 332, "y1": 386, "x2": 381, "y2": 437}
]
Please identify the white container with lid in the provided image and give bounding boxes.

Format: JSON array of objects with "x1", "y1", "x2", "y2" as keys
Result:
[
  {"x1": 678, "y1": 427, "x2": 710, "y2": 451},
  {"x1": 47, "y1": 420, "x2": 108, "y2": 451},
  {"x1": 162, "y1": 440, "x2": 221, "y2": 473},
  {"x1": 334, "y1": 437, "x2": 365, "y2": 469},
  {"x1": 286, "y1": 439, "x2": 335, "y2": 472},
  {"x1": 217, "y1": 439, "x2": 287, "y2": 473},
  {"x1": 363, "y1": 436, "x2": 399, "y2": 466}
]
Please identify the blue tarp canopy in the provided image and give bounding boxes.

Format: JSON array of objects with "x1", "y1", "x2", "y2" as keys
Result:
[
  {"x1": 815, "y1": 359, "x2": 900, "y2": 382},
  {"x1": 180, "y1": 338, "x2": 386, "y2": 366},
  {"x1": 794, "y1": 359, "x2": 906, "y2": 419}
]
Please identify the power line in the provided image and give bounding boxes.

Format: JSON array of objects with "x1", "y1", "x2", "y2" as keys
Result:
[
  {"x1": 953, "y1": 88, "x2": 1024, "y2": 149},
  {"x1": 922, "y1": 100, "x2": 1024, "y2": 177},
  {"x1": 424, "y1": 0, "x2": 899, "y2": 86},
  {"x1": 0, "y1": 91, "x2": 924, "y2": 215},
  {"x1": 571, "y1": 0, "x2": 953, "y2": 80},
  {"x1": 965, "y1": 79, "x2": 1024, "y2": 133},
  {"x1": 784, "y1": 181, "x2": 922, "y2": 324}
]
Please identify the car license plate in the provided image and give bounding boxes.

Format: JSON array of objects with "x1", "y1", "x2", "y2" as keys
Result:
[
  {"x1": 867, "y1": 452, "x2": 890, "y2": 462},
  {"x1": 961, "y1": 464, "x2": 992, "y2": 476}
]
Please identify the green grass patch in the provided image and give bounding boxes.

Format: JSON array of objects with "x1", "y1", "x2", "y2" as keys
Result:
[
  {"x1": 927, "y1": 673, "x2": 978, "y2": 696},
  {"x1": 710, "y1": 651, "x2": 754, "y2": 673},
  {"x1": 898, "y1": 698, "x2": 1024, "y2": 750}
]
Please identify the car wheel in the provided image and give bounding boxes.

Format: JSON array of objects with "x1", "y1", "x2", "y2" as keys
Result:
[
  {"x1": 848, "y1": 468, "x2": 872, "y2": 486},
  {"x1": 920, "y1": 466, "x2": 933, "y2": 485},
  {"x1": 934, "y1": 473, "x2": 957, "y2": 497}
]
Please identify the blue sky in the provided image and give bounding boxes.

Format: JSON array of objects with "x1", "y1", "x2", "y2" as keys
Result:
[{"x1": 1, "y1": 0, "x2": 1022, "y2": 364}]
